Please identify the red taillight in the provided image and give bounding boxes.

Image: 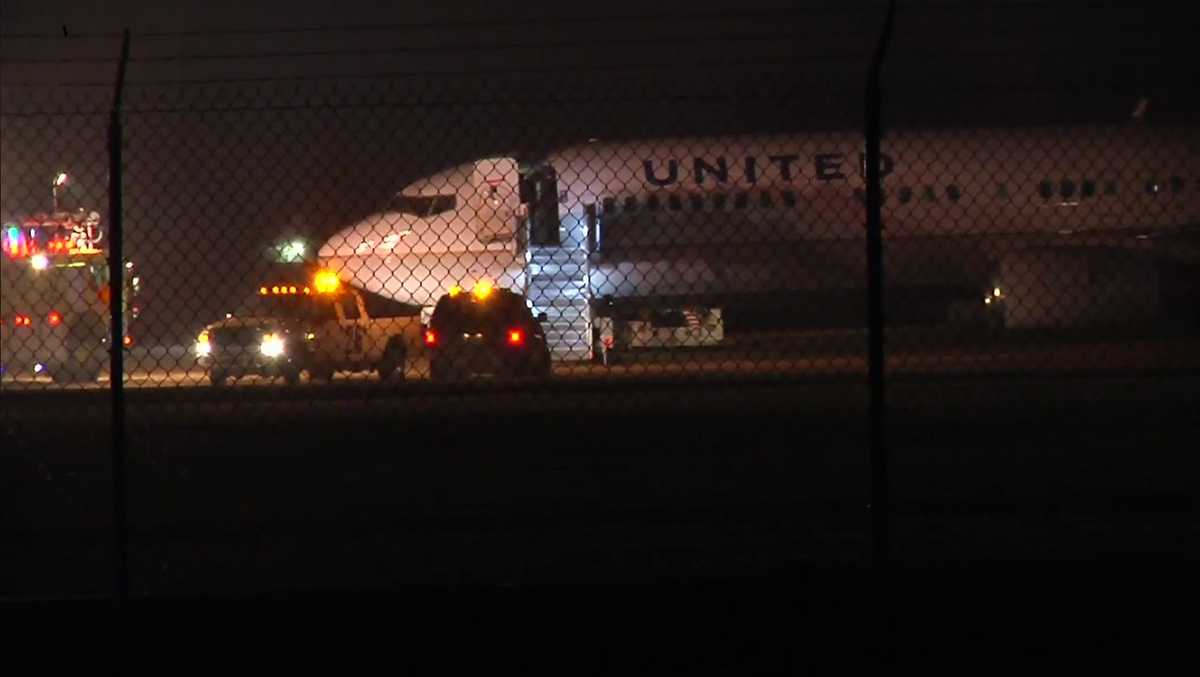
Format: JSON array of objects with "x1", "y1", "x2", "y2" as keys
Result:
[
  {"x1": 123, "y1": 335, "x2": 133, "y2": 347},
  {"x1": 47, "y1": 310, "x2": 63, "y2": 327},
  {"x1": 507, "y1": 328, "x2": 525, "y2": 347},
  {"x1": 424, "y1": 329, "x2": 437, "y2": 346},
  {"x1": 14, "y1": 314, "x2": 32, "y2": 327}
]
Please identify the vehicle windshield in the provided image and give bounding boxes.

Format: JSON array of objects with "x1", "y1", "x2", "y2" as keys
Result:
[
  {"x1": 234, "y1": 292, "x2": 338, "y2": 322},
  {"x1": 394, "y1": 194, "x2": 457, "y2": 217},
  {"x1": 1, "y1": 250, "x2": 103, "y2": 290}
]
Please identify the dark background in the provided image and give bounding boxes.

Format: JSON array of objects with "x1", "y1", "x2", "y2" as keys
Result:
[{"x1": 3, "y1": 4, "x2": 1200, "y2": 652}]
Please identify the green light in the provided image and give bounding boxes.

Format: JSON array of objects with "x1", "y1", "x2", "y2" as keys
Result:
[{"x1": 276, "y1": 238, "x2": 309, "y2": 263}]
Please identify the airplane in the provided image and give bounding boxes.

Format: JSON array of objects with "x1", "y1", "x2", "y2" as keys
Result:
[{"x1": 319, "y1": 123, "x2": 1200, "y2": 360}]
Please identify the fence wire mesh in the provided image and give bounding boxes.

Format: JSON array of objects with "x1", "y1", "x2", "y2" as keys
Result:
[
  {"x1": 4, "y1": 5, "x2": 1200, "y2": 600},
  {"x1": 2, "y1": 42, "x2": 1199, "y2": 425}
]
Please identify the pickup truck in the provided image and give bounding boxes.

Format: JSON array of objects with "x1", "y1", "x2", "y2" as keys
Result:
[{"x1": 196, "y1": 280, "x2": 421, "y2": 386}]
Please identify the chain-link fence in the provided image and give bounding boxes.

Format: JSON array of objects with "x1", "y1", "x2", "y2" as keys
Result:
[
  {"x1": 4, "y1": 3, "x2": 1200, "y2": 601},
  {"x1": 3, "y1": 72, "x2": 1197, "y2": 416}
]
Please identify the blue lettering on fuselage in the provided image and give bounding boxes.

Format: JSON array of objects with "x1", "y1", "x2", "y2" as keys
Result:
[{"x1": 642, "y1": 153, "x2": 895, "y2": 186}]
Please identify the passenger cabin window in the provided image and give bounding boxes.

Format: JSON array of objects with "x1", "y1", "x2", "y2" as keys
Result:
[
  {"x1": 602, "y1": 197, "x2": 617, "y2": 214},
  {"x1": 624, "y1": 196, "x2": 639, "y2": 212},
  {"x1": 759, "y1": 192, "x2": 774, "y2": 208},
  {"x1": 712, "y1": 193, "x2": 728, "y2": 209},
  {"x1": 646, "y1": 195, "x2": 661, "y2": 211},
  {"x1": 734, "y1": 192, "x2": 749, "y2": 209},
  {"x1": 946, "y1": 185, "x2": 961, "y2": 202},
  {"x1": 1039, "y1": 181, "x2": 1054, "y2": 199},
  {"x1": 922, "y1": 186, "x2": 938, "y2": 202},
  {"x1": 898, "y1": 186, "x2": 913, "y2": 204},
  {"x1": 1060, "y1": 180, "x2": 1076, "y2": 200},
  {"x1": 781, "y1": 191, "x2": 797, "y2": 207},
  {"x1": 1082, "y1": 180, "x2": 1096, "y2": 198},
  {"x1": 668, "y1": 195, "x2": 683, "y2": 211},
  {"x1": 689, "y1": 193, "x2": 705, "y2": 210}
]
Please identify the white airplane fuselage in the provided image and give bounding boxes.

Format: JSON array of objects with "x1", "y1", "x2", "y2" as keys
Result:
[{"x1": 319, "y1": 124, "x2": 1200, "y2": 321}]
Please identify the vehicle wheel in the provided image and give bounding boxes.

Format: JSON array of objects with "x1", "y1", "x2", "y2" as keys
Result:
[
  {"x1": 51, "y1": 322, "x2": 107, "y2": 384},
  {"x1": 209, "y1": 369, "x2": 228, "y2": 387},
  {"x1": 50, "y1": 349, "x2": 106, "y2": 384},
  {"x1": 429, "y1": 359, "x2": 454, "y2": 382},
  {"x1": 310, "y1": 365, "x2": 335, "y2": 383},
  {"x1": 376, "y1": 344, "x2": 406, "y2": 382},
  {"x1": 282, "y1": 367, "x2": 301, "y2": 386},
  {"x1": 50, "y1": 361, "x2": 102, "y2": 384}
]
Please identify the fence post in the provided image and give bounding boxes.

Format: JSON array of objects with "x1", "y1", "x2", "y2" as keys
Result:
[
  {"x1": 108, "y1": 28, "x2": 131, "y2": 607},
  {"x1": 865, "y1": 1, "x2": 896, "y2": 572}
]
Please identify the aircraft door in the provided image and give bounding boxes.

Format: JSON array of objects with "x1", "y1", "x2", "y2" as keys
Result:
[
  {"x1": 469, "y1": 158, "x2": 521, "y2": 245},
  {"x1": 524, "y1": 164, "x2": 561, "y2": 246}
]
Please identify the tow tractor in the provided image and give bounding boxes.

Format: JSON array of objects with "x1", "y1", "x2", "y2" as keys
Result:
[{"x1": 0, "y1": 179, "x2": 139, "y2": 383}]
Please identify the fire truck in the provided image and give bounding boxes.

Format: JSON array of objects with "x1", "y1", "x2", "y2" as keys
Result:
[{"x1": 0, "y1": 207, "x2": 139, "y2": 383}]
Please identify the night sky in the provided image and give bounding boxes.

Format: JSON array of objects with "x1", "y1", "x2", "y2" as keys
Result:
[{"x1": 2, "y1": 1, "x2": 1196, "y2": 342}]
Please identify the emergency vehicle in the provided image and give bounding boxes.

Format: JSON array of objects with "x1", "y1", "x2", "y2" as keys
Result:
[
  {"x1": 195, "y1": 269, "x2": 421, "y2": 385},
  {"x1": 1, "y1": 208, "x2": 139, "y2": 383}
]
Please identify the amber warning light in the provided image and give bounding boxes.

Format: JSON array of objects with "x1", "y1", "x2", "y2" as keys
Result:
[
  {"x1": 313, "y1": 270, "x2": 341, "y2": 294},
  {"x1": 260, "y1": 285, "x2": 311, "y2": 295}
]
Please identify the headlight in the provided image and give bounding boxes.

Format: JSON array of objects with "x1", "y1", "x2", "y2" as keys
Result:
[
  {"x1": 30, "y1": 254, "x2": 49, "y2": 271},
  {"x1": 195, "y1": 331, "x2": 211, "y2": 356},
  {"x1": 260, "y1": 333, "x2": 286, "y2": 358}
]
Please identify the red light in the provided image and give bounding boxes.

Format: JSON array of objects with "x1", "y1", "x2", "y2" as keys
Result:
[
  {"x1": 507, "y1": 328, "x2": 524, "y2": 346},
  {"x1": 424, "y1": 329, "x2": 437, "y2": 346},
  {"x1": 123, "y1": 335, "x2": 133, "y2": 347},
  {"x1": 47, "y1": 311, "x2": 62, "y2": 327},
  {"x1": 14, "y1": 314, "x2": 31, "y2": 327}
]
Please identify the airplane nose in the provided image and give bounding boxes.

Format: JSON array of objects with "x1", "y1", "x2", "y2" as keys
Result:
[{"x1": 317, "y1": 229, "x2": 354, "y2": 258}]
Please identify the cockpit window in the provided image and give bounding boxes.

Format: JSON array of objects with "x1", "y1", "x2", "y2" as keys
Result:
[{"x1": 394, "y1": 194, "x2": 458, "y2": 217}]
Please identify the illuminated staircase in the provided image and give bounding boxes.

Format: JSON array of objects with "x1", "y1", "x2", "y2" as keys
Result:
[{"x1": 527, "y1": 225, "x2": 593, "y2": 361}]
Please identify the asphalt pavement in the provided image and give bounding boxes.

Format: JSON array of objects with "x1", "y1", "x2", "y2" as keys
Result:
[{"x1": 3, "y1": 330, "x2": 1198, "y2": 606}]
